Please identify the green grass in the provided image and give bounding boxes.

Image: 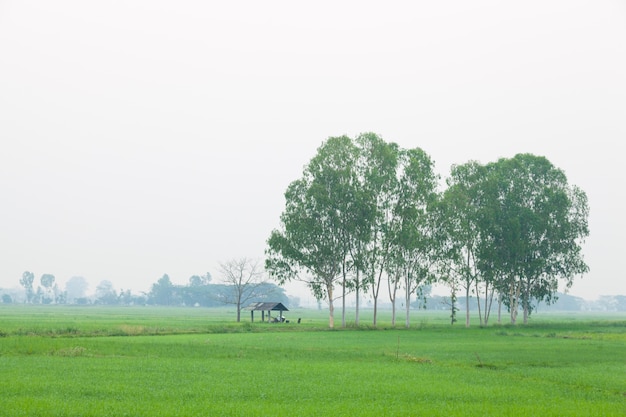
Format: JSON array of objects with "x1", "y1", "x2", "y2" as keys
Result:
[{"x1": 0, "y1": 305, "x2": 624, "y2": 416}]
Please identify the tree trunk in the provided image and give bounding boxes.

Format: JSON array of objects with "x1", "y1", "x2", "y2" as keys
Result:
[
  {"x1": 465, "y1": 285, "x2": 471, "y2": 328},
  {"x1": 509, "y1": 281, "x2": 520, "y2": 325},
  {"x1": 475, "y1": 281, "x2": 483, "y2": 327},
  {"x1": 328, "y1": 285, "x2": 335, "y2": 329},
  {"x1": 522, "y1": 280, "x2": 530, "y2": 324},
  {"x1": 483, "y1": 287, "x2": 494, "y2": 326},
  {"x1": 372, "y1": 297, "x2": 378, "y2": 327},
  {"x1": 388, "y1": 272, "x2": 398, "y2": 327},
  {"x1": 355, "y1": 270, "x2": 361, "y2": 326},
  {"x1": 497, "y1": 294, "x2": 502, "y2": 324},
  {"x1": 405, "y1": 288, "x2": 411, "y2": 328},
  {"x1": 371, "y1": 268, "x2": 383, "y2": 327},
  {"x1": 341, "y1": 277, "x2": 346, "y2": 328}
]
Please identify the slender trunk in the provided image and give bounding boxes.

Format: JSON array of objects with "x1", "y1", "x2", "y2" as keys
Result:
[
  {"x1": 465, "y1": 285, "x2": 471, "y2": 328},
  {"x1": 523, "y1": 306, "x2": 529, "y2": 324},
  {"x1": 371, "y1": 267, "x2": 383, "y2": 327},
  {"x1": 475, "y1": 281, "x2": 483, "y2": 327},
  {"x1": 465, "y1": 250, "x2": 471, "y2": 328},
  {"x1": 341, "y1": 277, "x2": 346, "y2": 328},
  {"x1": 497, "y1": 294, "x2": 502, "y2": 324},
  {"x1": 404, "y1": 284, "x2": 411, "y2": 328},
  {"x1": 388, "y1": 272, "x2": 398, "y2": 327},
  {"x1": 328, "y1": 285, "x2": 335, "y2": 329},
  {"x1": 341, "y1": 260, "x2": 347, "y2": 328},
  {"x1": 509, "y1": 281, "x2": 520, "y2": 325},
  {"x1": 372, "y1": 297, "x2": 378, "y2": 327},
  {"x1": 522, "y1": 277, "x2": 530, "y2": 324},
  {"x1": 389, "y1": 279, "x2": 394, "y2": 327},
  {"x1": 236, "y1": 301, "x2": 241, "y2": 322},
  {"x1": 355, "y1": 273, "x2": 360, "y2": 326},
  {"x1": 483, "y1": 287, "x2": 494, "y2": 326}
]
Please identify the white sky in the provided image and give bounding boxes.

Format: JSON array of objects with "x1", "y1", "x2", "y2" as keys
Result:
[{"x1": 0, "y1": 1, "x2": 624, "y2": 300}]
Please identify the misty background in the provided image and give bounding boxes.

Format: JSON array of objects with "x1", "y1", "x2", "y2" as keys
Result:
[{"x1": 0, "y1": 1, "x2": 624, "y2": 302}]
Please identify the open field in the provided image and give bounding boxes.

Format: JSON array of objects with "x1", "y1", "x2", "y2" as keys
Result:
[{"x1": 0, "y1": 306, "x2": 624, "y2": 416}]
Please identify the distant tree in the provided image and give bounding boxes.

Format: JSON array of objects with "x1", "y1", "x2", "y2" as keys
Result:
[
  {"x1": 95, "y1": 280, "x2": 118, "y2": 305},
  {"x1": 150, "y1": 274, "x2": 176, "y2": 305},
  {"x1": 34, "y1": 286, "x2": 43, "y2": 304},
  {"x1": 19, "y1": 271, "x2": 35, "y2": 303},
  {"x1": 188, "y1": 275, "x2": 202, "y2": 287},
  {"x1": 217, "y1": 258, "x2": 268, "y2": 322},
  {"x1": 189, "y1": 272, "x2": 211, "y2": 287},
  {"x1": 52, "y1": 283, "x2": 63, "y2": 304},
  {"x1": 2, "y1": 294, "x2": 12, "y2": 304},
  {"x1": 65, "y1": 276, "x2": 89, "y2": 304},
  {"x1": 40, "y1": 274, "x2": 55, "y2": 304},
  {"x1": 478, "y1": 154, "x2": 590, "y2": 324},
  {"x1": 116, "y1": 289, "x2": 128, "y2": 305}
]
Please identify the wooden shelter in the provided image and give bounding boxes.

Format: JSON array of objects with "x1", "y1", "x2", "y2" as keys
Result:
[{"x1": 246, "y1": 302, "x2": 289, "y2": 323}]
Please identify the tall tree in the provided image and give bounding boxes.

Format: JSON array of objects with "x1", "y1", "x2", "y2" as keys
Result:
[
  {"x1": 478, "y1": 154, "x2": 589, "y2": 324},
  {"x1": 266, "y1": 136, "x2": 358, "y2": 329},
  {"x1": 40, "y1": 274, "x2": 56, "y2": 304},
  {"x1": 65, "y1": 276, "x2": 89, "y2": 303},
  {"x1": 19, "y1": 271, "x2": 35, "y2": 304},
  {"x1": 354, "y1": 133, "x2": 400, "y2": 327},
  {"x1": 150, "y1": 274, "x2": 175, "y2": 305},
  {"x1": 218, "y1": 258, "x2": 267, "y2": 322},
  {"x1": 386, "y1": 147, "x2": 439, "y2": 328},
  {"x1": 437, "y1": 161, "x2": 489, "y2": 327},
  {"x1": 95, "y1": 280, "x2": 118, "y2": 305}
]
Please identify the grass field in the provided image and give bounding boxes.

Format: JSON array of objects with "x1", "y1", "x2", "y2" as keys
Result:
[{"x1": 0, "y1": 305, "x2": 624, "y2": 416}]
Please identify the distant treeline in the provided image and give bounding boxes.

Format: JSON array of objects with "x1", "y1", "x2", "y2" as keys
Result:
[
  {"x1": 3, "y1": 272, "x2": 291, "y2": 308},
  {"x1": 402, "y1": 293, "x2": 626, "y2": 313}
]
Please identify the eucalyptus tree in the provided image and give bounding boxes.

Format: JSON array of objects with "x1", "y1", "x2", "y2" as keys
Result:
[
  {"x1": 266, "y1": 136, "x2": 359, "y2": 329},
  {"x1": 95, "y1": 280, "x2": 118, "y2": 305},
  {"x1": 437, "y1": 161, "x2": 493, "y2": 327},
  {"x1": 342, "y1": 144, "x2": 376, "y2": 326},
  {"x1": 19, "y1": 271, "x2": 35, "y2": 304},
  {"x1": 40, "y1": 274, "x2": 56, "y2": 304},
  {"x1": 351, "y1": 133, "x2": 399, "y2": 326},
  {"x1": 65, "y1": 276, "x2": 89, "y2": 304},
  {"x1": 150, "y1": 274, "x2": 174, "y2": 305},
  {"x1": 385, "y1": 147, "x2": 439, "y2": 328},
  {"x1": 479, "y1": 154, "x2": 589, "y2": 324}
]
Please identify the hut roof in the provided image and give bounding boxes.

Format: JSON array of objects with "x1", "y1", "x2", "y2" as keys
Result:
[{"x1": 246, "y1": 302, "x2": 289, "y2": 311}]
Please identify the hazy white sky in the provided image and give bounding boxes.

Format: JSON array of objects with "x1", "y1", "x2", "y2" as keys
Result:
[{"x1": 1, "y1": 1, "x2": 624, "y2": 300}]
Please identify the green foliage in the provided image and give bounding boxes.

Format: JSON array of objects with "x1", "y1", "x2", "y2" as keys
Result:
[
  {"x1": 438, "y1": 155, "x2": 590, "y2": 326},
  {"x1": 266, "y1": 133, "x2": 440, "y2": 329},
  {"x1": 19, "y1": 271, "x2": 35, "y2": 303}
]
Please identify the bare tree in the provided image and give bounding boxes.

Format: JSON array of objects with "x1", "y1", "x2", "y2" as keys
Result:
[{"x1": 219, "y1": 258, "x2": 269, "y2": 322}]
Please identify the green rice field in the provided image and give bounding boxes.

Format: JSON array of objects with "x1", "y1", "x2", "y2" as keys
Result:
[{"x1": 0, "y1": 305, "x2": 624, "y2": 416}]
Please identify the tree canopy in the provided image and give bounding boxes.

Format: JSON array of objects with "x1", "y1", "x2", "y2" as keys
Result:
[{"x1": 267, "y1": 134, "x2": 590, "y2": 327}]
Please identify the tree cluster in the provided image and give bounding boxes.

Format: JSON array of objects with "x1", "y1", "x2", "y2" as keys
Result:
[
  {"x1": 266, "y1": 133, "x2": 589, "y2": 328},
  {"x1": 13, "y1": 262, "x2": 288, "y2": 319},
  {"x1": 18, "y1": 271, "x2": 63, "y2": 304}
]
